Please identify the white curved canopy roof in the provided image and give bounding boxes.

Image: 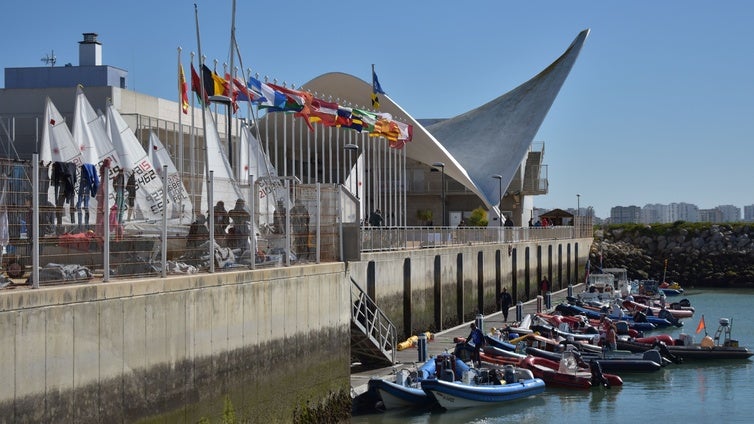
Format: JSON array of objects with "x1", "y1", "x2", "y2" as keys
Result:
[{"x1": 302, "y1": 29, "x2": 590, "y2": 209}]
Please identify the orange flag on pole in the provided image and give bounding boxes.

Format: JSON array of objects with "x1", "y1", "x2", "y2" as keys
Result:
[
  {"x1": 178, "y1": 63, "x2": 189, "y2": 114},
  {"x1": 695, "y1": 315, "x2": 706, "y2": 334}
]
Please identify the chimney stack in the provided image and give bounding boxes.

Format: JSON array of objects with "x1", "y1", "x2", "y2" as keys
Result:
[{"x1": 79, "y1": 32, "x2": 102, "y2": 66}]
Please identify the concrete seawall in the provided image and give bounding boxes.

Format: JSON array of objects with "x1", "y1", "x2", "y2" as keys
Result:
[
  {"x1": 0, "y1": 236, "x2": 591, "y2": 422},
  {"x1": 0, "y1": 263, "x2": 350, "y2": 423},
  {"x1": 351, "y1": 238, "x2": 592, "y2": 338}
]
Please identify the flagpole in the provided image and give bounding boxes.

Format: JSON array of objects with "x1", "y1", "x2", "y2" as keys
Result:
[
  {"x1": 194, "y1": 4, "x2": 210, "y2": 217},
  {"x1": 177, "y1": 46, "x2": 185, "y2": 222},
  {"x1": 190, "y1": 51, "x2": 197, "y2": 214}
]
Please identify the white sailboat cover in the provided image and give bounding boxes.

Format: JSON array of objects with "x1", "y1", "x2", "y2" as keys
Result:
[
  {"x1": 73, "y1": 86, "x2": 118, "y2": 167},
  {"x1": 40, "y1": 97, "x2": 82, "y2": 166},
  {"x1": 71, "y1": 87, "x2": 119, "y2": 221},
  {"x1": 106, "y1": 104, "x2": 166, "y2": 220},
  {"x1": 201, "y1": 110, "x2": 246, "y2": 213},
  {"x1": 343, "y1": 152, "x2": 364, "y2": 221},
  {"x1": 240, "y1": 123, "x2": 289, "y2": 226},
  {"x1": 148, "y1": 131, "x2": 192, "y2": 222}
]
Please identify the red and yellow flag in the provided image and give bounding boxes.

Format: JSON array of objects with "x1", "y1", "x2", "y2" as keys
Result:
[
  {"x1": 695, "y1": 315, "x2": 706, "y2": 334},
  {"x1": 178, "y1": 64, "x2": 189, "y2": 114}
]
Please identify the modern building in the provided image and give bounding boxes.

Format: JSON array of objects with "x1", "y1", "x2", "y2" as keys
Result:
[
  {"x1": 1, "y1": 30, "x2": 590, "y2": 229},
  {"x1": 744, "y1": 204, "x2": 754, "y2": 222},
  {"x1": 610, "y1": 205, "x2": 642, "y2": 224},
  {"x1": 699, "y1": 208, "x2": 724, "y2": 223},
  {"x1": 716, "y1": 204, "x2": 741, "y2": 223}
]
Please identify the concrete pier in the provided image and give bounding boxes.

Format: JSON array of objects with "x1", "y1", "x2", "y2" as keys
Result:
[{"x1": 0, "y1": 264, "x2": 350, "y2": 423}]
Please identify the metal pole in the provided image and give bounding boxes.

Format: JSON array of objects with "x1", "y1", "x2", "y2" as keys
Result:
[
  {"x1": 209, "y1": 171, "x2": 215, "y2": 273},
  {"x1": 432, "y1": 162, "x2": 445, "y2": 226},
  {"x1": 284, "y1": 179, "x2": 290, "y2": 266},
  {"x1": 316, "y1": 183, "x2": 321, "y2": 264},
  {"x1": 338, "y1": 186, "x2": 343, "y2": 261},
  {"x1": 161, "y1": 165, "x2": 168, "y2": 278},
  {"x1": 442, "y1": 166, "x2": 447, "y2": 227},
  {"x1": 103, "y1": 161, "x2": 110, "y2": 282},
  {"x1": 32, "y1": 154, "x2": 39, "y2": 289},
  {"x1": 249, "y1": 174, "x2": 255, "y2": 270}
]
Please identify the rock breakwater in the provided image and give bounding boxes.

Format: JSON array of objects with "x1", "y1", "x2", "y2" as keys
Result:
[{"x1": 592, "y1": 223, "x2": 754, "y2": 287}]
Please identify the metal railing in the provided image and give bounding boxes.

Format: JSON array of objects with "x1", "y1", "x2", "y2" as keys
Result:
[
  {"x1": 350, "y1": 277, "x2": 397, "y2": 365},
  {"x1": 361, "y1": 224, "x2": 592, "y2": 252}
]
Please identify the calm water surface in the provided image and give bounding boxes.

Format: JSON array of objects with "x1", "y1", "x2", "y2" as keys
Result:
[{"x1": 352, "y1": 288, "x2": 754, "y2": 423}]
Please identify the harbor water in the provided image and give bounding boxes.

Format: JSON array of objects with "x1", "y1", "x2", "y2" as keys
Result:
[{"x1": 352, "y1": 288, "x2": 754, "y2": 423}]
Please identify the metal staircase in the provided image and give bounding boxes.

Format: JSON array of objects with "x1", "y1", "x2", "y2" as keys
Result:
[{"x1": 350, "y1": 277, "x2": 397, "y2": 366}]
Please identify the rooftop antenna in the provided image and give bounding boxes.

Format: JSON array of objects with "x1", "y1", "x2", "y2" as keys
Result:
[{"x1": 41, "y1": 50, "x2": 56, "y2": 67}]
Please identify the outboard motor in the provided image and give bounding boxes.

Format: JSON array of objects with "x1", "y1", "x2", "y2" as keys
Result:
[
  {"x1": 589, "y1": 360, "x2": 610, "y2": 388},
  {"x1": 503, "y1": 365, "x2": 516, "y2": 384},
  {"x1": 439, "y1": 356, "x2": 455, "y2": 382},
  {"x1": 658, "y1": 308, "x2": 681, "y2": 327},
  {"x1": 633, "y1": 311, "x2": 647, "y2": 323},
  {"x1": 654, "y1": 341, "x2": 683, "y2": 364},
  {"x1": 642, "y1": 349, "x2": 664, "y2": 366}
]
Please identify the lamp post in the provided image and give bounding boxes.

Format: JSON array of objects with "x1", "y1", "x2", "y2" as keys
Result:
[
  {"x1": 577, "y1": 194, "x2": 581, "y2": 217},
  {"x1": 432, "y1": 162, "x2": 445, "y2": 226},
  {"x1": 492, "y1": 174, "x2": 503, "y2": 227},
  {"x1": 344, "y1": 144, "x2": 359, "y2": 199}
]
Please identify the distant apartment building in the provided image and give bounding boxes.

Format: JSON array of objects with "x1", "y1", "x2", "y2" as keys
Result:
[
  {"x1": 641, "y1": 204, "x2": 669, "y2": 224},
  {"x1": 610, "y1": 205, "x2": 641, "y2": 224},
  {"x1": 744, "y1": 205, "x2": 754, "y2": 222},
  {"x1": 717, "y1": 205, "x2": 741, "y2": 223},
  {"x1": 673, "y1": 202, "x2": 700, "y2": 222},
  {"x1": 699, "y1": 208, "x2": 724, "y2": 223}
]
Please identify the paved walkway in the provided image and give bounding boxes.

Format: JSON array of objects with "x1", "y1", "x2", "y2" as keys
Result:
[{"x1": 350, "y1": 284, "x2": 583, "y2": 395}]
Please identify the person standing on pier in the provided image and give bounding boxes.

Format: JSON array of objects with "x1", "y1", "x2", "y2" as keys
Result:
[
  {"x1": 465, "y1": 322, "x2": 485, "y2": 367},
  {"x1": 499, "y1": 287, "x2": 513, "y2": 322},
  {"x1": 540, "y1": 276, "x2": 550, "y2": 296}
]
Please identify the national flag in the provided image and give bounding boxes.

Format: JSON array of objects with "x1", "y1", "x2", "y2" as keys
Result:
[
  {"x1": 230, "y1": 75, "x2": 260, "y2": 103},
  {"x1": 396, "y1": 121, "x2": 413, "y2": 142},
  {"x1": 201, "y1": 64, "x2": 228, "y2": 97},
  {"x1": 190, "y1": 63, "x2": 208, "y2": 105},
  {"x1": 335, "y1": 106, "x2": 353, "y2": 128},
  {"x1": 178, "y1": 64, "x2": 189, "y2": 114},
  {"x1": 352, "y1": 108, "x2": 378, "y2": 132},
  {"x1": 247, "y1": 77, "x2": 287, "y2": 108},
  {"x1": 267, "y1": 83, "x2": 314, "y2": 130},
  {"x1": 371, "y1": 66, "x2": 385, "y2": 109},
  {"x1": 309, "y1": 97, "x2": 339, "y2": 127},
  {"x1": 696, "y1": 315, "x2": 706, "y2": 334}
]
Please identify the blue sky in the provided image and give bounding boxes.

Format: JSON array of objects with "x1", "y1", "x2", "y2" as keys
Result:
[{"x1": 2, "y1": 1, "x2": 753, "y2": 219}]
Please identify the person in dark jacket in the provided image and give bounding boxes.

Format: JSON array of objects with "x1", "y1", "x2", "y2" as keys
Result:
[
  {"x1": 76, "y1": 163, "x2": 99, "y2": 231},
  {"x1": 465, "y1": 322, "x2": 485, "y2": 367},
  {"x1": 52, "y1": 161, "x2": 77, "y2": 231},
  {"x1": 126, "y1": 171, "x2": 137, "y2": 221},
  {"x1": 499, "y1": 287, "x2": 513, "y2": 322},
  {"x1": 228, "y1": 199, "x2": 251, "y2": 250},
  {"x1": 113, "y1": 168, "x2": 126, "y2": 225},
  {"x1": 213, "y1": 201, "x2": 230, "y2": 238}
]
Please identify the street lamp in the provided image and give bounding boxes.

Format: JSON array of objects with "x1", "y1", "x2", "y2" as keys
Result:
[
  {"x1": 344, "y1": 144, "x2": 359, "y2": 199},
  {"x1": 577, "y1": 194, "x2": 581, "y2": 217},
  {"x1": 492, "y1": 174, "x2": 503, "y2": 227},
  {"x1": 432, "y1": 162, "x2": 446, "y2": 226}
]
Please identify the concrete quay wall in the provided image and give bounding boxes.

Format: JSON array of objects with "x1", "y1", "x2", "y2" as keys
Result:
[
  {"x1": 349, "y1": 237, "x2": 592, "y2": 338},
  {"x1": 0, "y1": 263, "x2": 350, "y2": 423}
]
